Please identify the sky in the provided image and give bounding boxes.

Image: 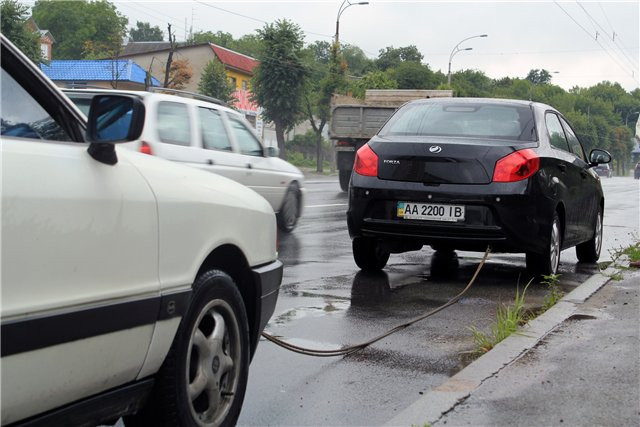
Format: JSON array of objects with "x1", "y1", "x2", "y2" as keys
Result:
[{"x1": 27, "y1": 1, "x2": 640, "y2": 92}]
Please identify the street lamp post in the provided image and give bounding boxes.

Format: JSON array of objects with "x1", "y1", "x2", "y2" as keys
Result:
[
  {"x1": 447, "y1": 34, "x2": 488, "y2": 85},
  {"x1": 335, "y1": 0, "x2": 368, "y2": 45}
]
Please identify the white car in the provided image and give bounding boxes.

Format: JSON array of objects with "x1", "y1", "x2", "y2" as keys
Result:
[
  {"x1": 64, "y1": 88, "x2": 305, "y2": 232},
  {"x1": 1, "y1": 35, "x2": 282, "y2": 426}
]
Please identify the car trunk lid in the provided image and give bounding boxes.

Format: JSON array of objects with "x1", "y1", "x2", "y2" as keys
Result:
[{"x1": 370, "y1": 136, "x2": 537, "y2": 185}]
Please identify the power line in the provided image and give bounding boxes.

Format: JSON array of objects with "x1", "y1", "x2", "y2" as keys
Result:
[
  {"x1": 554, "y1": 1, "x2": 637, "y2": 82},
  {"x1": 576, "y1": 1, "x2": 638, "y2": 74}
]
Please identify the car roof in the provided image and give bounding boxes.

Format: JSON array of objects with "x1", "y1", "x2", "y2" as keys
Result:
[
  {"x1": 407, "y1": 97, "x2": 535, "y2": 107},
  {"x1": 62, "y1": 88, "x2": 239, "y2": 115}
]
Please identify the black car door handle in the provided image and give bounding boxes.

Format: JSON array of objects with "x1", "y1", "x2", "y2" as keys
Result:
[
  {"x1": 246, "y1": 163, "x2": 253, "y2": 169},
  {"x1": 207, "y1": 159, "x2": 214, "y2": 165}
]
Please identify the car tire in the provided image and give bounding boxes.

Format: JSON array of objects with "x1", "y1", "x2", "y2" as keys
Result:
[
  {"x1": 339, "y1": 169, "x2": 351, "y2": 192},
  {"x1": 277, "y1": 183, "x2": 300, "y2": 233},
  {"x1": 352, "y1": 237, "x2": 390, "y2": 271},
  {"x1": 576, "y1": 207, "x2": 603, "y2": 263},
  {"x1": 526, "y1": 212, "x2": 562, "y2": 276},
  {"x1": 125, "y1": 270, "x2": 249, "y2": 427}
]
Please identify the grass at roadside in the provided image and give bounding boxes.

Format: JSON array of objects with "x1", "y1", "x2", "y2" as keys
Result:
[{"x1": 469, "y1": 282, "x2": 531, "y2": 354}]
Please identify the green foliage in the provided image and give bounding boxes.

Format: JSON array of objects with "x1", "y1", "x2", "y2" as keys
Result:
[
  {"x1": 341, "y1": 44, "x2": 373, "y2": 76},
  {"x1": 252, "y1": 19, "x2": 309, "y2": 157},
  {"x1": 188, "y1": 30, "x2": 262, "y2": 58},
  {"x1": 470, "y1": 282, "x2": 531, "y2": 354},
  {"x1": 526, "y1": 69, "x2": 553, "y2": 85},
  {"x1": 375, "y1": 45, "x2": 423, "y2": 71},
  {"x1": 450, "y1": 69, "x2": 494, "y2": 97},
  {"x1": 307, "y1": 40, "x2": 331, "y2": 65},
  {"x1": 129, "y1": 21, "x2": 163, "y2": 42},
  {"x1": 32, "y1": 0, "x2": 127, "y2": 59},
  {"x1": 1, "y1": 0, "x2": 41, "y2": 63},
  {"x1": 389, "y1": 62, "x2": 441, "y2": 90},
  {"x1": 350, "y1": 70, "x2": 397, "y2": 99},
  {"x1": 197, "y1": 59, "x2": 234, "y2": 103},
  {"x1": 541, "y1": 274, "x2": 563, "y2": 311}
]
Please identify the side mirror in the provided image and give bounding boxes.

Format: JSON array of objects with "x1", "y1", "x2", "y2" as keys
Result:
[
  {"x1": 589, "y1": 148, "x2": 612, "y2": 166},
  {"x1": 87, "y1": 95, "x2": 145, "y2": 143},
  {"x1": 265, "y1": 146, "x2": 280, "y2": 158}
]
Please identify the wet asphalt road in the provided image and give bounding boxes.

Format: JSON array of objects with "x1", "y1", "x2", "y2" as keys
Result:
[{"x1": 238, "y1": 176, "x2": 639, "y2": 426}]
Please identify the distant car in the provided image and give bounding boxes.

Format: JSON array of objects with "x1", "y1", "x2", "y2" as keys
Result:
[
  {"x1": 593, "y1": 163, "x2": 612, "y2": 178},
  {"x1": 1, "y1": 34, "x2": 282, "y2": 426},
  {"x1": 347, "y1": 98, "x2": 612, "y2": 276},
  {"x1": 635, "y1": 162, "x2": 640, "y2": 179},
  {"x1": 65, "y1": 88, "x2": 305, "y2": 232}
]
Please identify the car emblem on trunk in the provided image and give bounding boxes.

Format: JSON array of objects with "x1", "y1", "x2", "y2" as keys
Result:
[{"x1": 429, "y1": 145, "x2": 442, "y2": 153}]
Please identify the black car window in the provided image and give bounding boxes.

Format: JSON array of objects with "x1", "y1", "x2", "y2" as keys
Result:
[
  {"x1": 560, "y1": 117, "x2": 587, "y2": 162},
  {"x1": 379, "y1": 102, "x2": 537, "y2": 141},
  {"x1": 157, "y1": 101, "x2": 191, "y2": 146},
  {"x1": 545, "y1": 113, "x2": 570, "y2": 152},
  {"x1": 1, "y1": 68, "x2": 71, "y2": 141},
  {"x1": 227, "y1": 115, "x2": 263, "y2": 156},
  {"x1": 198, "y1": 107, "x2": 232, "y2": 151}
]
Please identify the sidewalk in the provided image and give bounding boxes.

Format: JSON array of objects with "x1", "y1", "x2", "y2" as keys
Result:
[{"x1": 389, "y1": 267, "x2": 640, "y2": 426}]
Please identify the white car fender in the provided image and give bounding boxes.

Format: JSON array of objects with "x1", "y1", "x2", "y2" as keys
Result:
[{"x1": 120, "y1": 149, "x2": 278, "y2": 290}]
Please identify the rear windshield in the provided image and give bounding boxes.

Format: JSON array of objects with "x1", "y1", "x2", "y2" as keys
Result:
[{"x1": 379, "y1": 102, "x2": 537, "y2": 141}]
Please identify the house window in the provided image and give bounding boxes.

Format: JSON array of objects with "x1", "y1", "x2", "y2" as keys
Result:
[
  {"x1": 229, "y1": 76, "x2": 237, "y2": 88},
  {"x1": 241, "y1": 80, "x2": 247, "y2": 91}
]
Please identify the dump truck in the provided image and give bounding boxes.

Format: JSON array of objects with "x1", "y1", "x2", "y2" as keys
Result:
[{"x1": 330, "y1": 89, "x2": 453, "y2": 191}]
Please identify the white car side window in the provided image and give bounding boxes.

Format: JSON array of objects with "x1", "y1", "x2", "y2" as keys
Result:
[
  {"x1": 198, "y1": 107, "x2": 232, "y2": 151},
  {"x1": 0, "y1": 69, "x2": 70, "y2": 141},
  {"x1": 228, "y1": 116, "x2": 263, "y2": 157},
  {"x1": 157, "y1": 101, "x2": 191, "y2": 146}
]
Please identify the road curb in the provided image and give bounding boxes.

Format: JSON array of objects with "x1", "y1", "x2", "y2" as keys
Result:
[{"x1": 386, "y1": 267, "x2": 616, "y2": 427}]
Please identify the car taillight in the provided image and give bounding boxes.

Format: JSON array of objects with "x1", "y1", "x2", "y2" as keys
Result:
[
  {"x1": 354, "y1": 144, "x2": 379, "y2": 177},
  {"x1": 140, "y1": 141, "x2": 152, "y2": 155},
  {"x1": 493, "y1": 149, "x2": 540, "y2": 182}
]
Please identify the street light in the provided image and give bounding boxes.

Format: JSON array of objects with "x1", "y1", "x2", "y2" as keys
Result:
[
  {"x1": 335, "y1": 0, "x2": 369, "y2": 45},
  {"x1": 447, "y1": 34, "x2": 488, "y2": 85}
]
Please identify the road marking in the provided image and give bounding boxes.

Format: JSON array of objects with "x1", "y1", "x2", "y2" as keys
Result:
[{"x1": 305, "y1": 203, "x2": 348, "y2": 208}]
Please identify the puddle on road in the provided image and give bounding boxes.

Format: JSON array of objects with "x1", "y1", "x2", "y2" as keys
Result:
[{"x1": 271, "y1": 299, "x2": 351, "y2": 325}]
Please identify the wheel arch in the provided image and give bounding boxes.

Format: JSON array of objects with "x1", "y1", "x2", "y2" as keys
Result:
[{"x1": 195, "y1": 244, "x2": 258, "y2": 352}]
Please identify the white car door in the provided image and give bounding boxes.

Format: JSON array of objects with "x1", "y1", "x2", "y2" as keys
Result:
[
  {"x1": 224, "y1": 113, "x2": 288, "y2": 210},
  {"x1": 0, "y1": 62, "x2": 159, "y2": 423},
  {"x1": 192, "y1": 105, "x2": 249, "y2": 183}
]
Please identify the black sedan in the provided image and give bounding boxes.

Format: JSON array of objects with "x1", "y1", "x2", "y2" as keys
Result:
[{"x1": 347, "y1": 98, "x2": 611, "y2": 275}]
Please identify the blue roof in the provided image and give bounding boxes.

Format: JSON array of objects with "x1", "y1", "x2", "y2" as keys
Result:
[{"x1": 40, "y1": 60, "x2": 160, "y2": 86}]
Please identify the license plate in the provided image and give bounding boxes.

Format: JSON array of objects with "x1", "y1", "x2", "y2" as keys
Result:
[{"x1": 397, "y1": 202, "x2": 465, "y2": 222}]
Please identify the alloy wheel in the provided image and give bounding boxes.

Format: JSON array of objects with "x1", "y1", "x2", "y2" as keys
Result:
[
  {"x1": 186, "y1": 299, "x2": 241, "y2": 426},
  {"x1": 550, "y1": 218, "x2": 560, "y2": 273}
]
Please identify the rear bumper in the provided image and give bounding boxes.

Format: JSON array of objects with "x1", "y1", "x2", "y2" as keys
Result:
[
  {"x1": 252, "y1": 260, "x2": 283, "y2": 335},
  {"x1": 347, "y1": 175, "x2": 554, "y2": 254}
]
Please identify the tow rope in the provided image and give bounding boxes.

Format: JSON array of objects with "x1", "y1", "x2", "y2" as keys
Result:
[{"x1": 261, "y1": 246, "x2": 491, "y2": 357}]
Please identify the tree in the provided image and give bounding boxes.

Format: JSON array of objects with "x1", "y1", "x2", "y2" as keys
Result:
[
  {"x1": 307, "y1": 40, "x2": 331, "y2": 65},
  {"x1": 375, "y1": 45, "x2": 423, "y2": 71},
  {"x1": 166, "y1": 58, "x2": 192, "y2": 89},
  {"x1": 198, "y1": 58, "x2": 234, "y2": 102},
  {"x1": 390, "y1": 62, "x2": 439, "y2": 89},
  {"x1": 1, "y1": 0, "x2": 41, "y2": 63},
  {"x1": 526, "y1": 69, "x2": 553, "y2": 85},
  {"x1": 252, "y1": 19, "x2": 309, "y2": 158},
  {"x1": 129, "y1": 21, "x2": 163, "y2": 41},
  {"x1": 163, "y1": 23, "x2": 177, "y2": 88},
  {"x1": 350, "y1": 70, "x2": 397, "y2": 98},
  {"x1": 341, "y1": 44, "x2": 373, "y2": 76},
  {"x1": 32, "y1": 0, "x2": 127, "y2": 60}
]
